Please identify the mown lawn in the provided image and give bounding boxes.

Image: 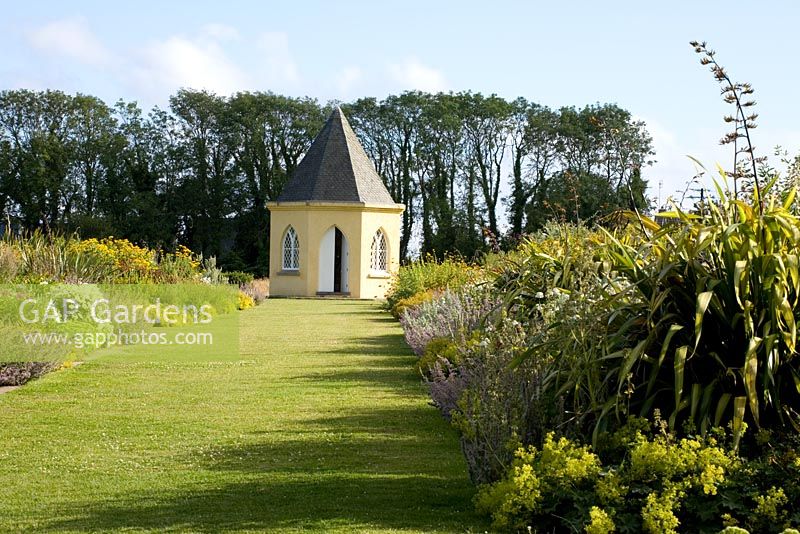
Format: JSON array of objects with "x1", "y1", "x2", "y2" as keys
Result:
[{"x1": 0, "y1": 299, "x2": 485, "y2": 533}]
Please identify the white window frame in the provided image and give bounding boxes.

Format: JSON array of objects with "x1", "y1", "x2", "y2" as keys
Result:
[
  {"x1": 370, "y1": 229, "x2": 389, "y2": 274},
  {"x1": 282, "y1": 226, "x2": 300, "y2": 271}
]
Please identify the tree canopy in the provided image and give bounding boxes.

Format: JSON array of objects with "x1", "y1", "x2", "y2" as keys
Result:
[{"x1": 0, "y1": 89, "x2": 655, "y2": 273}]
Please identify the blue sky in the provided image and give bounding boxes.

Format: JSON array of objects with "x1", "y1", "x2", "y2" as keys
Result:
[{"x1": 2, "y1": 0, "x2": 799, "y2": 204}]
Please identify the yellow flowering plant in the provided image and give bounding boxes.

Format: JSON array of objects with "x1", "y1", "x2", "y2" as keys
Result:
[
  {"x1": 70, "y1": 237, "x2": 156, "y2": 282},
  {"x1": 472, "y1": 418, "x2": 800, "y2": 534}
]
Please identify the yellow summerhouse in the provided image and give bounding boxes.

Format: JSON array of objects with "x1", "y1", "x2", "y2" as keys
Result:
[{"x1": 266, "y1": 107, "x2": 405, "y2": 299}]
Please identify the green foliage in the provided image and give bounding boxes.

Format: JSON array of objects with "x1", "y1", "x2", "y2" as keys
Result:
[
  {"x1": 391, "y1": 289, "x2": 436, "y2": 319},
  {"x1": 416, "y1": 336, "x2": 460, "y2": 378},
  {"x1": 386, "y1": 256, "x2": 476, "y2": 314},
  {"x1": 519, "y1": 104, "x2": 653, "y2": 232},
  {"x1": 492, "y1": 222, "x2": 605, "y2": 304},
  {"x1": 154, "y1": 253, "x2": 198, "y2": 283},
  {"x1": 597, "y1": 176, "x2": 800, "y2": 440},
  {"x1": 0, "y1": 86, "x2": 654, "y2": 273},
  {"x1": 586, "y1": 506, "x2": 616, "y2": 534},
  {"x1": 449, "y1": 318, "x2": 561, "y2": 485},
  {"x1": 475, "y1": 420, "x2": 800, "y2": 533},
  {"x1": 200, "y1": 256, "x2": 228, "y2": 285},
  {"x1": 476, "y1": 417, "x2": 800, "y2": 533},
  {"x1": 475, "y1": 432, "x2": 602, "y2": 531},
  {"x1": 0, "y1": 242, "x2": 20, "y2": 282},
  {"x1": 397, "y1": 208, "x2": 800, "y2": 531},
  {"x1": 717, "y1": 433, "x2": 800, "y2": 532},
  {"x1": 14, "y1": 231, "x2": 117, "y2": 283},
  {"x1": 225, "y1": 271, "x2": 254, "y2": 286},
  {"x1": 494, "y1": 223, "x2": 625, "y2": 440},
  {"x1": 399, "y1": 285, "x2": 499, "y2": 355},
  {"x1": 495, "y1": 177, "x2": 800, "y2": 446},
  {"x1": 1, "y1": 232, "x2": 210, "y2": 284}
]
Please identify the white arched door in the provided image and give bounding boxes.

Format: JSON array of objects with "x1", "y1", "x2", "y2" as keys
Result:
[{"x1": 318, "y1": 227, "x2": 349, "y2": 293}]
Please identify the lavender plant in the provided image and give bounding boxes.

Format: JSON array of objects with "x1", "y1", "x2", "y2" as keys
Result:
[
  {"x1": 399, "y1": 285, "x2": 499, "y2": 357},
  {"x1": 449, "y1": 318, "x2": 562, "y2": 485}
]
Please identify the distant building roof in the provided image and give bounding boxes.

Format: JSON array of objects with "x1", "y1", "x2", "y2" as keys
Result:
[{"x1": 276, "y1": 107, "x2": 396, "y2": 205}]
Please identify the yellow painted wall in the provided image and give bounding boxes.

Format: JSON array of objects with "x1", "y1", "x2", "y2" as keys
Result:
[
  {"x1": 267, "y1": 202, "x2": 404, "y2": 299},
  {"x1": 358, "y1": 210, "x2": 403, "y2": 299}
]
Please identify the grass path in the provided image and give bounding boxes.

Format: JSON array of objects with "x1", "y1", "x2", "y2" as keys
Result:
[{"x1": 0, "y1": 299, "x2": 485, "y2": 533}]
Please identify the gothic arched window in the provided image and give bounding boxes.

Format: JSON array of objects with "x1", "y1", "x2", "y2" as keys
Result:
[
  {"x1": 370, "y1": 229, "x2": 388, "y2": 272},
  {"x1": 282, "y1": 226, "x2": 300, "y2": 270}
]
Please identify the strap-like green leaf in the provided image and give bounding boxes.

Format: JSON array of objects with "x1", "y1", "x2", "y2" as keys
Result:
[
  {"x1": 694, "y1": 291, "x2": 713, "y2": 351},
  {"x1": 690, "y1": 383, "x2": 702, "y2": 422},
  {"x1": 732, "y1": 396, "x2": 747, "y2": 451},
  {"x1": 674, "y1": 345, "x2": 688, "y2": 422},
  {"x1": 783, "y1": 187, "x2": 797, "y2": 210},
  {"x1": 743, "y1": 337, "x2": 762, "y2": 428}
]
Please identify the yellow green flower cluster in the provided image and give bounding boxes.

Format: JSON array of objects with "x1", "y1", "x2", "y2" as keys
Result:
[
  {"x1": 237, "y1": 290, "x2": 255, "y2": 310},
  {"x1": 68, "y1": 237, "x2": 203, "y2": 283},
  {"x1": 476, "y1": 432, "x2": 602, "y2": 531},
  {"x1": 475, "y1": 423, "x2": 749, "y2": 534},
  {"x1": 71, "y1": 237, "x2": 155, "y2": 282},
  {"x1": 174, "y1": 244, "x2": 200, "y2": 270}
]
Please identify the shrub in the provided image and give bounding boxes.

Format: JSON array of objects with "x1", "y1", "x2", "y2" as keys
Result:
[
  {"x1": 15, "y1": 231, "x2": 117, "y2": 283},
  {"x1": 391, "y1": 289, "x2": 435, "y2": 319},
  {"x1": 0, "y1": 243, "x2": 20, "y2": 281},
  {"x1": 475, "y1": 420, "x2": 800, "y2": 533},
  {"x1": 155, "y1": 245, "x2": 201, "y2": 282},
  {"x1": 386, "y1": 255, "x2": 477, "y2": 312},
  {"x1": 449, "y1": 318, "x2": 561, "y2": 485},
  {"x1": 718, "y1": 433, "x2": 800, "y2": 532},
  {"x1": 426, "y1": 358, "x2": 468, "y2": 422},
  {"x1": 491, "y1": 222, "x2": 604, "y2": 309},
  {"x1": 201, "y1": 256, "x2": 228, "y2": 285},
  {"x1": 399, "y1": 286, "x2": 499, "y2": 355},
  {"x1": 593, "y1": 180, "x2": 800, "y2": 442},
  {"x1": 7, "y1": 234, "x2": 204, "y2": 284},
  {"x1": 494, "y1": 224, "x2": 625, "y2": 442},
  {"x1": 226, "y1": 271, "x2": 254, "y2": 286},
  {"x1": 241, "y1": 279, "x2": 269, "y2": 304},
  {"x1": 70, "y1": 236, "x2": 156, "y2": 282},
  {"x1": 500, "y1": 183, "x2": 800, "y2": 445},
  {"x1": 475, "y1": 432, "x2": 602, "y2": 531}
]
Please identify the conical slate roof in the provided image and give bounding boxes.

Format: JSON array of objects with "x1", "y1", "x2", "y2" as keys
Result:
[{"x1": 276, "y1": 107, "x2": 396, "y2": 205}]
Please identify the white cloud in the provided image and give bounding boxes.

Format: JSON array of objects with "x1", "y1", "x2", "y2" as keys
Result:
[
  {"x1": 131, "y1": 36, "x2": 250, "y2": 96},
  {"x1": 23, "y1": 20, "x2": 306, "y2": 102},
  {"x1": 200, "y1": 23, "x2": 240, "y2": 42},
  {"x1": 388, "y1": 57, "x2": 447, "y2": 92},
  {"x1": 335, "y1": 66, "x2": 362, "y2": 96},
  {"x1": 257, "y1": 32, "x2": 299, "y2": 85},
  {"x1": 27, "y1": 16, "x2": 111, "y2": 66}
]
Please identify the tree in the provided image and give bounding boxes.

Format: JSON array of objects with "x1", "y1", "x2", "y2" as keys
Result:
[
  {"x1": 346, "y1": 93, "x2": 424, "y2": 260},
  {"x1": 169, "y1": 89, "x2": 239, "y2": 257},
  {"x1": 227, "y1": 92, "x2": 324, "y2": 274},
  {"x1": 462, "y1": 92, "x2": 512, "y2": 238},
  {"x1": 523, "y1": 104, "x2": 654, "y2": 230},
  {"x1": 0, "y1": 88, "x2": 654, "y2": 269},
  {"x1": 0, "y1": 90, "x2": 75, "y2": 229},
  {"x1": 70, "y1": 94, "x2": 117, "y2": 217}
]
